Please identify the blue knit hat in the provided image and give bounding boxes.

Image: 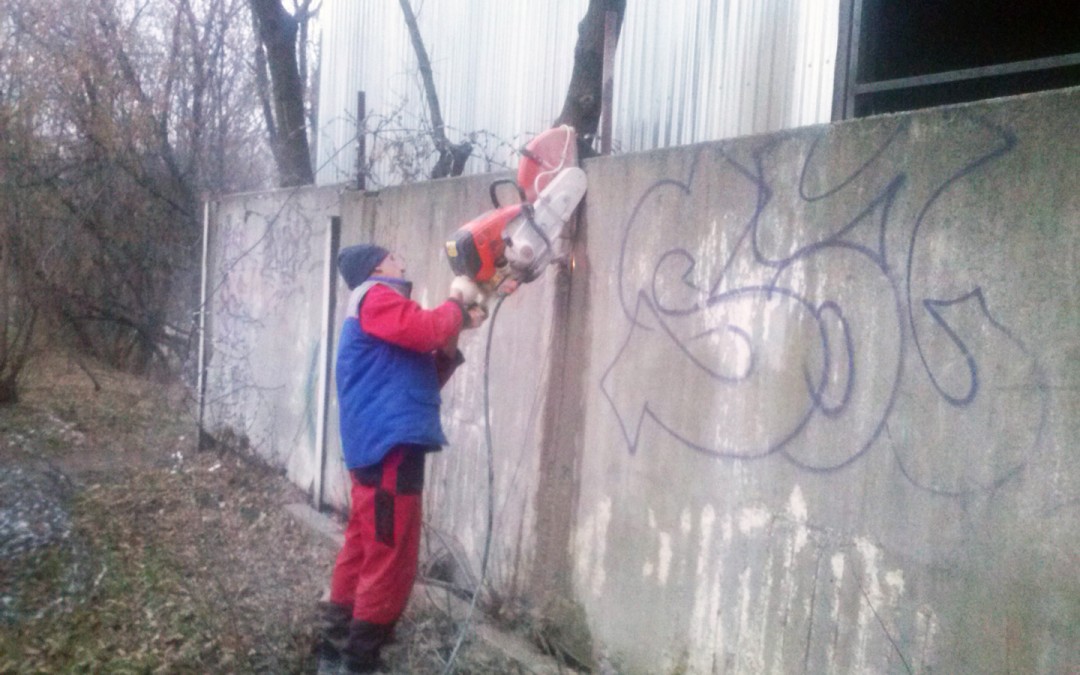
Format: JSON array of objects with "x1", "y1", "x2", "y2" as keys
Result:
[{"x1": 337, "y1": 244, "x2": 389, "y2": 289}]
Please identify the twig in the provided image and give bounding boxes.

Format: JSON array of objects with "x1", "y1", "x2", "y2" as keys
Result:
[{"x1": 70, "y1": 353, "x2": 103, "y2": 392}]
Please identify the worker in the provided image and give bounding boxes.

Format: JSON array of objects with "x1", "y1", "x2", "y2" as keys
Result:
[{"x1": 316, "y1": 243, "x2": 485, "y2": 673}]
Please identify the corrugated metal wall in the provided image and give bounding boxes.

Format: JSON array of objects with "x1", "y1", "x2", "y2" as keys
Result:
[{"x1": 315, "y1": 0, "x2": 839, "y2": 186}]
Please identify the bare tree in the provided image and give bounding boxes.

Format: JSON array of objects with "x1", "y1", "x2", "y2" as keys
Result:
[
  {"x1": 397, "y1": 0, "x2": 472, "y2": 179},
  {"x1": 0, "y1": 0, "x2": 277, "y2": 389},
  {"x1": 0, "y1": 120, "x2": 41, "y2": 404},
  {"x1": 555, "y1": 0, "x2": 626, "y2": 154},
  {"x1": 248, "y1": 0, "x2": 316, "y2": 186}
]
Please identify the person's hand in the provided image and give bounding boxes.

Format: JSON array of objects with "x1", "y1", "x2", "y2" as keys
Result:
[
  {"x1": 496, "y1": 277, "x2": 520, "y2": 296},
  {"x1": 465, "y1": 304, "x2": 488, "y2": 330}
]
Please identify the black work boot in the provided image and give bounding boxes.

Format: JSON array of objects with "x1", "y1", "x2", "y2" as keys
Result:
[
  {"x1": 342, "y1": 619, "x2": 394, "y2": 673},
  {"x1": 313, "y1": 601, "x2": 351, "y2": 670}
]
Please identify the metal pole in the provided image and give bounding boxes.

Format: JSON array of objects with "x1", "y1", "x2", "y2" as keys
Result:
[
  {"x1": 196, "y1": 198, "x2": 211, "y2": 451},
  {"x1": 601, "y1": 11, "x2": 618, "y2": 155},
  {"x1": 845, "y1": 0, "x2": 864, "y2": 119},
  {"x1": 831, "y1": 0, "x2": 857, "y2": 121},
  {"x1": 356, "y1": 91, "x2": 367, "y2": 191},
  {"x1": 855, "y1": 53, "x2": 1080, "y2": 95},
  {"x1": 314, "y1": 216, "x2": 341, "y2": 509}
]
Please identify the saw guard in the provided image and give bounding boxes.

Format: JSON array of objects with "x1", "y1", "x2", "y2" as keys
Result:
[
  {"x1": 445, "y1": 126, "x2": 586, "y2": 298},
  {"x1": 517, "y1": 125, "x2": 578, "y2": 202}
]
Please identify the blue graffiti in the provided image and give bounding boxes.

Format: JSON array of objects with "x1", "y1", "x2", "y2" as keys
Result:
[{"x1": 601, "y1": 112, "x2": 1049, "y2": 497}]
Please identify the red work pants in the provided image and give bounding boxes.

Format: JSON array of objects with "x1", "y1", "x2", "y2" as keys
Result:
[{"x1": 329, "y1": 446, "x2": 425, "y2": 629}]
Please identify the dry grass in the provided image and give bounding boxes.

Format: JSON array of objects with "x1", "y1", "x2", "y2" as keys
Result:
[{"x1": 0, "y1": 354, "x2": 532, "y2": 674}]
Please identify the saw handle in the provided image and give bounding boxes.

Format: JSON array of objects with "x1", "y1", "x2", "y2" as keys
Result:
[
  {"x1": 467, "y1": 303, "x2": 488, "y2": 327},
  {"x1": 489, "y1": 179, "x2": 528, "y2": 209},
  {"x1": 517, "y1": 203, "x2": 554, "y2": 253}
]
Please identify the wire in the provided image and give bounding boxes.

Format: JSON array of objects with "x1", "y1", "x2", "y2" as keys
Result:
[{"x1": 441, "y1": 294, "x2": 505, "y2": 675}]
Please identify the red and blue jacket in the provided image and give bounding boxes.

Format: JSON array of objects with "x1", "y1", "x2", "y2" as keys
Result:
[{"x1": 336, "y1": 278, "x2": 465, "y2": 469}]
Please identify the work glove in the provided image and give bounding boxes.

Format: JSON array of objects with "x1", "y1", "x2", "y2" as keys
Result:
[
  {"x1": 449, "y1": 276, "x2": 487, "y2": 329},
  {"x1": 450, "y1": 275, "x2": 483, "y2": 306}
]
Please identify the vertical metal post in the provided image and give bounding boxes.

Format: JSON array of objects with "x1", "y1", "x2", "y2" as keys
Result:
[
  {"x1": 845, "y1": 0, "x2": 864, "y2": 119},
  {"x1": 314, "y1": 215, "x2": 341, "y2": 510},
  {"x1": 600, "y1": 11, "x2": 618, "y2": 155},
  {"x1": 832, "y1": 0, "x2": 855, "y2": 120},
  {"x1": 356, "y1": 91, "x2": 367, "y2": 191},
  {"x1": 196, "y1": 198, "x2": 211, "y2": 451}
]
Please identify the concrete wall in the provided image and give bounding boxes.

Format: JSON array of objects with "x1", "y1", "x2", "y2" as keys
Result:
[
  {"x1": 202, "y1": 186, "x2": 339, "y2": 494},
  {"x1": 202, "y1": 87, "x2": 1079, "y2": 673},
  {"x1": 570, "y1": 89, "x2": 1079, "y2": 673}
]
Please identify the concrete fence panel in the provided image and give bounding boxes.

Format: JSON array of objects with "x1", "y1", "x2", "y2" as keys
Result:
[
  {"x1": 572, "y1": 89, "x2": 1078, "y2": 673},
  {"x1": 202, "y1": 186, "x2": 339, "y2": 495},
  {"x1": 202, "y1": 87, "x2": 1079, "y2": 674}
]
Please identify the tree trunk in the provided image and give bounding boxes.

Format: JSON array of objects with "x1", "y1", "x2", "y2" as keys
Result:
[
  {"x1": 555, "y1": 0, "x2": 626, "y2": 155},
  {"x1": 248, "y1": 0, "x2": 314, "y2": 186},
  {"x1": 0, "y1": 375, "x2": 18, "y2": 406}
]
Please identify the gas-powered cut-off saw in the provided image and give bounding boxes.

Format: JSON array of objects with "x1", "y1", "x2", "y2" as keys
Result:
[{"x1": 444, "y1": 125, "x2": 587, "y2": 307}]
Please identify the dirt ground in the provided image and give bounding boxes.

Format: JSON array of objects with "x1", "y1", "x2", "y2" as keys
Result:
[{"x1": 0, "y1": 354, "x2": 541, "y2": 674}]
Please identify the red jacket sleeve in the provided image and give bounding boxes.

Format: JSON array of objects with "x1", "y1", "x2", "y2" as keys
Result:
[{"x1": 359, "y1": 284, "x2": 465, "y2": 353}]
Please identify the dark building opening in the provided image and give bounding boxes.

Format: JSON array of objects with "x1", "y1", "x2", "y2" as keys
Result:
[{"x1": 834, "y1": 0, "x2": 1080, "y2": 118}]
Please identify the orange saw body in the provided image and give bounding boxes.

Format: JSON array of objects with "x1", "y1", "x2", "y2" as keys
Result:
[{"x1": 444, "y1": 126, "x2": 587, "y2": 300}]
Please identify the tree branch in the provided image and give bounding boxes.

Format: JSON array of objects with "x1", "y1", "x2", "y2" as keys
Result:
[{"x1": 398, "y1": 0, "x2": 471, "y2": 178}]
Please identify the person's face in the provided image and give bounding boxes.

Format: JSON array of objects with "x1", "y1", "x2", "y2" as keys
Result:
[{"x1": 375, "y1": 252, "x2": 406, "y2": 279}]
